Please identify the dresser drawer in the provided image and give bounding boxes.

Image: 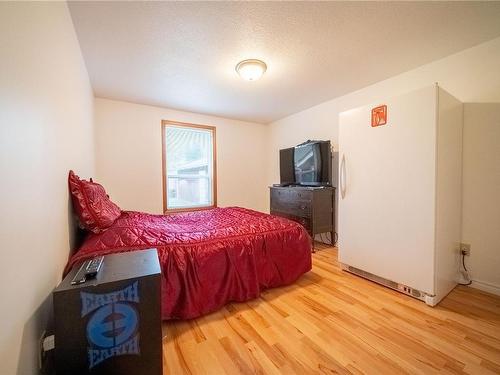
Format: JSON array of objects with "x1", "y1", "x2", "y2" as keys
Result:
[
  {"x1": 270, "y1": 200, "x2": 311, "y2": 217},
  {"x1": 270, "y1": 211, "x2": 311, "y2": 233},
  {"x1": 270, "y1": 188, "x2": 289, "y2": 204},
  {"x1": 288, "y1": 189, "x2": 312, "y2": 202},
  {"x1": 289, "y1": 200, "x2": 311, "y2": 215},
  {"x1": 293, "y1": 216, "x2": 311, "y2": 232}
]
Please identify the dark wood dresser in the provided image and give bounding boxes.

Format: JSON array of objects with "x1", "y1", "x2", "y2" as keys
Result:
[{"x1": 270, "y1": 186, "x2": 335, "y2": 248}]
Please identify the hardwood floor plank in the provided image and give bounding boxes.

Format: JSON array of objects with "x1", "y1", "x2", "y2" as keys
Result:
[
  {"x1": 219, "y1": 336, "x2": 255, "y2": 375},
  {"x1": 162, "y1": 246, "x2": 500, "y2": 374}
]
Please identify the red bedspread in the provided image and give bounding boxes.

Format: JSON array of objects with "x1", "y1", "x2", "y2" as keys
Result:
[{"x1": 67, "y1": 207, "x2": 312, "y2": 320}]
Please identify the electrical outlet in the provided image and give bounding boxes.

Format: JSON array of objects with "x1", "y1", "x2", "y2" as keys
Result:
[{"x1": 460, "y1": 243, "x2": 471, "y2": 256}]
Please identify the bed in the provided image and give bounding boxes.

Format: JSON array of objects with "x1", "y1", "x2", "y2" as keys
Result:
[{"x1": 66, "y1": 206, "x2": 312, "y2": 320}]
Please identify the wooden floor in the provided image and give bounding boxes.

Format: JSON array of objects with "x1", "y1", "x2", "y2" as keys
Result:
[{"x1": 162, "y1": 245, "x2": 500, "y2": 374}]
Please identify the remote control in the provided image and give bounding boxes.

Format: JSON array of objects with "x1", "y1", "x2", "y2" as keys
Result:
[
  {"x1": 71, "y1": 261, "x2": 88, "y2": 285},
  {"x1": 85, "y1": 256, "x2": 104, "y2": 279},
  {"x1": 70, "y1": 256, "x2": 104, "y2": 285}
]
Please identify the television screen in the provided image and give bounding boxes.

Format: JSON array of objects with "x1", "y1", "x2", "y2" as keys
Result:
[
  {"x1": 278, "y1": 140, "x2": 332, "y2": 187},
  {"x1": 294, "y1": 142, "x2": 322, "y2": 184}
]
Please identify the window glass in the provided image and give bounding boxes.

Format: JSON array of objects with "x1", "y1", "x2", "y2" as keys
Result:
[{"x1": 164, "y1": 124, "x2": 215, "y2": 210}]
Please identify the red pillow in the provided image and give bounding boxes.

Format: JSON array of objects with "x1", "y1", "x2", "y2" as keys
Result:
[{"x1": 68, "y1": 170, "x2": 121, "y2": 233}]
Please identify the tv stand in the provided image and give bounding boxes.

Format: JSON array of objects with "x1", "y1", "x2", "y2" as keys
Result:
[{"x1": 270, "y1": 185, "x2": 335, "y2": 251}]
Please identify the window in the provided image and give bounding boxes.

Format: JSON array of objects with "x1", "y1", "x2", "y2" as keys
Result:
[{"x1": 162, "y1": 120, "x2": 216, "y2": 212}]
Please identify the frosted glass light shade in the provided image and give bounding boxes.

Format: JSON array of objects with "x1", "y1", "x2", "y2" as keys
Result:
[{"x1": 236, "y1": 59, "x2": 267, "y2": 81}]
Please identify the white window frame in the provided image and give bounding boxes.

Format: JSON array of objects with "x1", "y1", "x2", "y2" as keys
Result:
[{"x1": 161, "y1": 120, "x2": 217, "y2": 213}]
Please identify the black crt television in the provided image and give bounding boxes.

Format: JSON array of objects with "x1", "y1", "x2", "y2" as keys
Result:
[{"x1": 279, "y1": 140, "x2": 332, "y2": 186}]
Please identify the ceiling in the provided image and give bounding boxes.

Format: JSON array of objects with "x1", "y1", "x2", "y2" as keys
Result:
[{"x1": 68, "y1": 1, "x2": 500, "y2": 124}]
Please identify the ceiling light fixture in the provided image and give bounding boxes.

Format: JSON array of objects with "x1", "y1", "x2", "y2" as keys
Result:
[{"x1": 235, "y1": 59, "x2": 267, "y2": 81}]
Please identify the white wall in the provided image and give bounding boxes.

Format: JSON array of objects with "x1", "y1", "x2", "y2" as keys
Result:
[
  {"x1": 268, "y1": 37, "x2": 500, "y2": 293},
  {"x1": 0, "y1": 3, "x2": 94, "y2": 374},
  {"x1": 462, "y1": 104, "x2": 500, "y2": 294},
  {"x1": 95, "y1": 98, "x2": 268, "y2": 214}
]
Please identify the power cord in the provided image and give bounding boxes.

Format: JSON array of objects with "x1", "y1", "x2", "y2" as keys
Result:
[
  {"x1": 318, "y1": 232, "x2": 338, "y2": 246},
  {"x1": 458, "y1": 250, "x2": 472, "y2": 286}
]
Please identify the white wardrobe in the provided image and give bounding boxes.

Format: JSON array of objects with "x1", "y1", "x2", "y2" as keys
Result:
[{"x1": 338, "y1": 84, "x2": 463, "y2": 306}]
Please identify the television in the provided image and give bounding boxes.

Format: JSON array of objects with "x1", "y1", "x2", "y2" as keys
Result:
[{"x1": 279, "y1": 140, "x2": 332, "y2": 186}]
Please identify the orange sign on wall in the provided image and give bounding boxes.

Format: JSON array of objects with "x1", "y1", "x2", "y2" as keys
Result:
[{"x1": 371, "y1": 105, "x2": 387, "y2": 127}]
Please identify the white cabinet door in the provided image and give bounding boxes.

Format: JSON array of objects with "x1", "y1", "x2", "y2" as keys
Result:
[{"x1": 338, "y1": 85, "x2": 437, "y2": 294}]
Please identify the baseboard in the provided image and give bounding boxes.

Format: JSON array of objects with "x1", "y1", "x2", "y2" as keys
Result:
[{"x1": 470, "y1": 279, "x2": 500, "y2": 296}]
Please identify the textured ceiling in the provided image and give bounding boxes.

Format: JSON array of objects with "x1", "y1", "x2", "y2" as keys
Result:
[{"x1": 68, "y1": 1, "x2": 500, "y2": 124}]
